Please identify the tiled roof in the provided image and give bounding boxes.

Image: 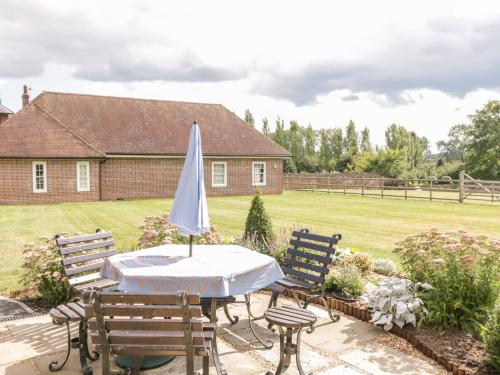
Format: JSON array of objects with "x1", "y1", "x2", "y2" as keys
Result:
[
  {"x1": 0, "y1": 91, "x2": 290, "y2": 158},
  {"x1": 0, "y1": 103, "x2": 13, "y2": 114}
]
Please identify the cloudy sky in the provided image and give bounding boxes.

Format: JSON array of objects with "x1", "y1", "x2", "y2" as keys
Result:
[{"x1": 1, "y1": 0, "x2": 500, "y2": 149}]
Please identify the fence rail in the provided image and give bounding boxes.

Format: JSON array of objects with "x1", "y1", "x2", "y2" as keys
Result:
[{"x1": 284, "y1": 172, "x2": 500, "y2": 204}]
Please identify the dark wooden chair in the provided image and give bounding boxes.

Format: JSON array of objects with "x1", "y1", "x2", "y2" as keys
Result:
[
  {"x1": 83, "y1": 290, "x2": 225, "y2": 375},
  {"x1": 264, "y1": 305, "x2": 317, "y2": 375},
  {"x1": 259, "y1": 229, "x2": 342, "y2": 322},
  {"x1": 56, "y1": 229, "x2": 119, "y2": 293}
]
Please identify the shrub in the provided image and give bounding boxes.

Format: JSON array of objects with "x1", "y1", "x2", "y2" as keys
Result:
[
  {"x1": 22, "y1": 237, "x2": 71, "y2": 306},
  {"x1": 394, "y1": 229, "x2": 499, "y2": 331},
  {"x1": 325, "y1": 264, "x2": 365, "y2": 299},
  {"x1": 481, "y1": 304, "x2": 500, "y2": 371},
  {"x1": 338, "y1": 252, "x2": 374, "y2": 276},
  {"x1": 244, "y1": 190, "x2": 274, "y2": 247},
  {"x1": 361, "y1": 277, "x2": 430, "y2": 331},
  {"x1": 373, "y1": 258, "x2": 397, "y2": 276},
  {"x1": 138, "y1": 214, "x2": 223, "y2": 248}
]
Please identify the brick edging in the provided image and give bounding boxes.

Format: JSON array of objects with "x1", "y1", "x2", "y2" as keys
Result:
[{"x1": 283, "y1": 290, "x2": 473, "y2": 375}]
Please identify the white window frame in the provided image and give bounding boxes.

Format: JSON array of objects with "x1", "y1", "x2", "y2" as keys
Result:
[
  {"x1": 252, "y1": 161, "x2": 267, "y2": 186},
  {"x1": 212, "y1": 161, "x2": 227, "y2": 187},
  {"x1": 32, "y1": 161, "x2": 47, "y2": 193},
  {"x1": 76, "y1": 161, "x2": 90, "y2": 192}
]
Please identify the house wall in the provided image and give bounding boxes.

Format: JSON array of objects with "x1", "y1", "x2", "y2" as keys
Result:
[
  {"x1": 100, "y1": 158, "x2": 283, "y2": 200},
  {"x1": 0, "y1": 158, "x2": 283, "y2": 204},
  {"x1": 0, "y1": 159, "x2": 100, "y2": 204}
]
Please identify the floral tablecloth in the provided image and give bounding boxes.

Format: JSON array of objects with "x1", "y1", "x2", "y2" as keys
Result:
[{"x1": 100, "y1": 244, "x2": 284, "y2": 297}]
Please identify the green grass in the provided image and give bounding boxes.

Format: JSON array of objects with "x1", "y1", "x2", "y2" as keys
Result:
[{"x1": 1, "y1": 191, "x2": 499, "y2": 295}]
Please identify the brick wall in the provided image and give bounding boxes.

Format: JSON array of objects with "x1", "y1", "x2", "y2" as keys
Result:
[
  {"x1": 101, "y1": 158, "x2": 283, "y2": 200},
  {"x1": 0, "y1": 158, "x2": 283, "y2": 204},
  {"x1": 0, "y1": 159, "x2": 100, "y2": 204}
]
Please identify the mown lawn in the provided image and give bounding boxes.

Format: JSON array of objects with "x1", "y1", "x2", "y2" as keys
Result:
[{"x1": 1, "y1": 191, "x2": 499, "y2": 295}]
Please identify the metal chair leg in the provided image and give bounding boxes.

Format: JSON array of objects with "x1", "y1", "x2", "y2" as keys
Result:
[
  {"x1": 202, "y1": 355, "x2": 209, "y2": 375},
  {"x1": 295, "y1": 328, "x2": 307, "y2": 375},
  {"x1": 244, "y1": 294, "x2": 273, "y2": 349},
  {"x1": 79, "y1": 320, "x2": 94, "y2": 375},
  {"x1": 223, "y1": 303, "x2": 239, "y2": 325},
  {"x1": 320, "y1": 297, "x2": 340, "y2": 322},
  {"x1": 266, "y1": 326, "x2": 286, "y2": 375},
  {"x1": 49, "y1": 322, "x2": 71, "y2": 372},
  {"x1": 210, "y1": 298, "x2": 228, "y2": 375}
]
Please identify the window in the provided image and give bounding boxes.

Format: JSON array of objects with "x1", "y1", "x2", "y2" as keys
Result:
[
  {"x1": 77, "y1": 161, "x2": 90, "y2": 192},
  {"x1": 212, "y1": 161, "x2": 227, "y2": 187},
  {"x1": 252, "y1": 161, "x2": 266, "y2": 186},
  {"x1": 32, "y1": 161, "x2": 47, "y2": 193}
]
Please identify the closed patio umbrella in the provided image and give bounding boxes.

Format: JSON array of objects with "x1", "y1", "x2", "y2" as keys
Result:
[{"x1": 169, "y1": 121, "x2": 210, "y2": 257}]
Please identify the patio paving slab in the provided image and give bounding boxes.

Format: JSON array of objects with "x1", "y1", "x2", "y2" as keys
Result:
[
  {"x1": 337, "y1": 342, "x2": 440, "y2": 375},
  {"x1": 0, "y1": 298, "x2": 34, "y2": 322}
]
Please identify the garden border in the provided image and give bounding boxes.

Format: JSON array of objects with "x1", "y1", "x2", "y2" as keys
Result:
[{"x1": 284, "y1": 290, "x2": 475, "y2": 375}]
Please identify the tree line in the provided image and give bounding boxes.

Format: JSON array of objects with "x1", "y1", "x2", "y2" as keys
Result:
[{"x1": 243, "y1": 100, "x2": 499, "y2": 180}]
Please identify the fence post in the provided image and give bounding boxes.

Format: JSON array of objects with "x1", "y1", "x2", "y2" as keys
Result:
[
  {"x1": 459, "y1": 171, "x2": 464, "y2": 203},
  {"x1": 344, "y1": 175, "x2": 347, "y2": 195},
  {"x1": 404, "y1": 179, "x2": 408, "y2": 199},
  {"x1": 327, "y1": 176, "x2": 330, "y2": 194},
  {"x1": 430, "y1": 180, "x2": 433, "y2": 201},
  {"x1": 362, "y1": 176, "x2": 365, "y2": 197},
  {"x1": 381, "y1": 177, "x2": 384, "y2": 198}
]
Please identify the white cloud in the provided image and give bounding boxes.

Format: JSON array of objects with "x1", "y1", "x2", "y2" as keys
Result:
[{"x1": 1, "y1": 0, "x2": 500, "y2": 149}]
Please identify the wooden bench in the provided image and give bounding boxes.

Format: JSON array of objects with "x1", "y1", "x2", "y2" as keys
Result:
[
  {"x1": 49, "y1": 301, "x2": 99, "y2": 374},
  {"x1": 267, "y1": 229, "x2": 341, "y2": 322},
  {"x1": 83, "y1": 290, "x2": 227, "y2": 375},
  {"x1": 56, "y1": 229, "x2": 119, "y2": 293},
  {"x1": 264, "y1": 306, "x2": 317, "y2": 375}
]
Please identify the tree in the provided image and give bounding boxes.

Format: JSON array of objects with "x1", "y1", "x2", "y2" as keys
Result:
[
  {"x1": 244, "y1": 190, "x2": 274, "y2": 247},
  {"x1": 331, "y1": 127, "x2": 343, "y2": 162},
  {"x1": 244, "y1": 109, "x2": 255, "y2": 127},
  {"x1": 344, "y1": 120, "x2": 359, "y2": 155},
  {"x1": 436, "y1": 124, "x2": 471, "y2": 162},
  {"x1": 288, "y1": 120, "x2": 304, "y2": 166},
  {"x1": 262, "y1": 117, "x2": 270, "y2": 136},
  {"x1": 304, "y1": 124, "x2": 317, "y2": 158},
  {"x1": 272, "y1": 117, "x2": 287, "y2": 148},
  {"x1": 464, "y1": 100, "x2": 500, "y2": 180},
  {"x1": 319, "y1": 129, "x2": 333, "y2": 171},
  {"x1": 360, "y1": 127, "x2": 372, "y2": 152}
]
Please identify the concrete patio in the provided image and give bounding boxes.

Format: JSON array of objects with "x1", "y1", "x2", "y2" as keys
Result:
[{"x1": 0, "y1": 293, "x2": 445, "y2": 375}]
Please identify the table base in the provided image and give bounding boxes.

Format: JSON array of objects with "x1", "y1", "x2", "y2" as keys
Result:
[{"x1": 115, "y1": 355, "x2": 175, "y2": 370}]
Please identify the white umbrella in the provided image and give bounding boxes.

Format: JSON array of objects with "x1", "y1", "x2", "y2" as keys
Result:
[{"x1": 169, "y1": 121, "x2": 210, "y2": 257}]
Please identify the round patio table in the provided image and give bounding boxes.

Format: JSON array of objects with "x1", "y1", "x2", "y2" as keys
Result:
[{"x1": 100, "y1": 244, "x2": 285, "y2": 372}]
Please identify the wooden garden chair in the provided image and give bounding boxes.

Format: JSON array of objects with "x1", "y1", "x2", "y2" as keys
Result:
[
  {"x1": 248, "y1": 229, "x2": 342, "y2": 323},
  {"x1": 83, "y1": 290, "x2": 225, "y2": 375},
  {"x1": 56, "y1": 229, "x2": 119, "y2": 293}
]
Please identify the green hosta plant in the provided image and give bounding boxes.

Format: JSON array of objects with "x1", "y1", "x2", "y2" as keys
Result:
[{"x1": 361, "y1": 277, "x2": 430, "y2": 331}]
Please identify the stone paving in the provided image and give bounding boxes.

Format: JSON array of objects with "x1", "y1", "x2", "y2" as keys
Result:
[
  {"x1": 0, "y1": 297, "x2": 34, "y2": 321},
  {"x1": 0, "y1": 293, "x2": 444, "y2": 375}
]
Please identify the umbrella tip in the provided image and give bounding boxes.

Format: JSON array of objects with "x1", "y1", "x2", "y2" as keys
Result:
[{"x1": 193, "y1": 121, "x2": 198, "y2": 125}]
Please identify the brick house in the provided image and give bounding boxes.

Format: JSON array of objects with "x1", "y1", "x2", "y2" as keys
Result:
[{"x1": 0, "y1": 89, "x2": 290, "y2": 204}]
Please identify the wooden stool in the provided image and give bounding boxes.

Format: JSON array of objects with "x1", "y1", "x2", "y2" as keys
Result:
[
  {"x1": 49, "y1": 301, "x2": 99, "y2": 374},
  {"x1": 264, "y1": 306, "x2": 317, "y2": 375}
]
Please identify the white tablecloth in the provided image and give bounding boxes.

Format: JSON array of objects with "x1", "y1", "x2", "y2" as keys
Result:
[{"x1": 100, "y1": 244, "x2": 284, "y2": 297}]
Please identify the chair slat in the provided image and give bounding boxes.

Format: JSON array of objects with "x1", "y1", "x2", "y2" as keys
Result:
[
  {"x1": 98, "y1": 292, "x2": 200, "y2": 305},
  {"x1": 56, "y1": 231, "x2": 113, "y2": 245},
  {"x1": 60, "y1": 239, "x2": 115, "y2": 255},
  {"x1": 287, "y1": 248, "x2": 331, "y2": 264},
  {"x1": 289, "y1": 239, "x2": 335, "y2": 254},
  {"x1": 276, "y1": 276, "x2": 316, "y2": 290},
  {"x1": 62, "y1": 249, "x2": 116, "y2": 265},
  {"x1": 68, "y1": 272, "x2": 102, "y2": 286},
  {"x1": 72, "y1": 278, "x2": 118, "y2": 291},
  {"x1": 90, "y1": 331, "x2": 212, "y2": 346},
  {"x1": 291, "y1": 231, "x2": 340, "y2": 244},
  {"x1": 94, "y1": 344, "x2": 210, "y2": 357},
  {"x1": 65, "y1": 261, "x2": 104, "y2": 276},
  {"x1": 84, "y1": 305, "x2": 203, "y2": 318},
  {"x1": 282, "y1": 267, "x2": 325, "y2": 285},
  {"x1": 88, "y1": 318, "x2": 204, "y2": 332},
  {"x1": 284, "y1": 257, "x2": 330, "y2": 274}
]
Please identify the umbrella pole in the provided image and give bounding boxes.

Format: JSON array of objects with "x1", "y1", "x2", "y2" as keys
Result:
[{"x1": 189, "y1": 235, "x2": 193, "y2": 257}]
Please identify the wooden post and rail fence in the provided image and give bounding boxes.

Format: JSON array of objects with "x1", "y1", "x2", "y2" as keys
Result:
[{"x1": 283, "y1": 172, "x2": 500, "y2": 204}]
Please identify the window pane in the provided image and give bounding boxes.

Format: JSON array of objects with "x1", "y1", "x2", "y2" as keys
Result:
[
  {"x1": 213, "y1": 163, "x2": 226, "y2": 185},
  {"x1": 78, "y1": 163, "x2": 89, "y2": 190},
  {"x1": 35, "y1": 164, "x2": 45, "y2": 190}
]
